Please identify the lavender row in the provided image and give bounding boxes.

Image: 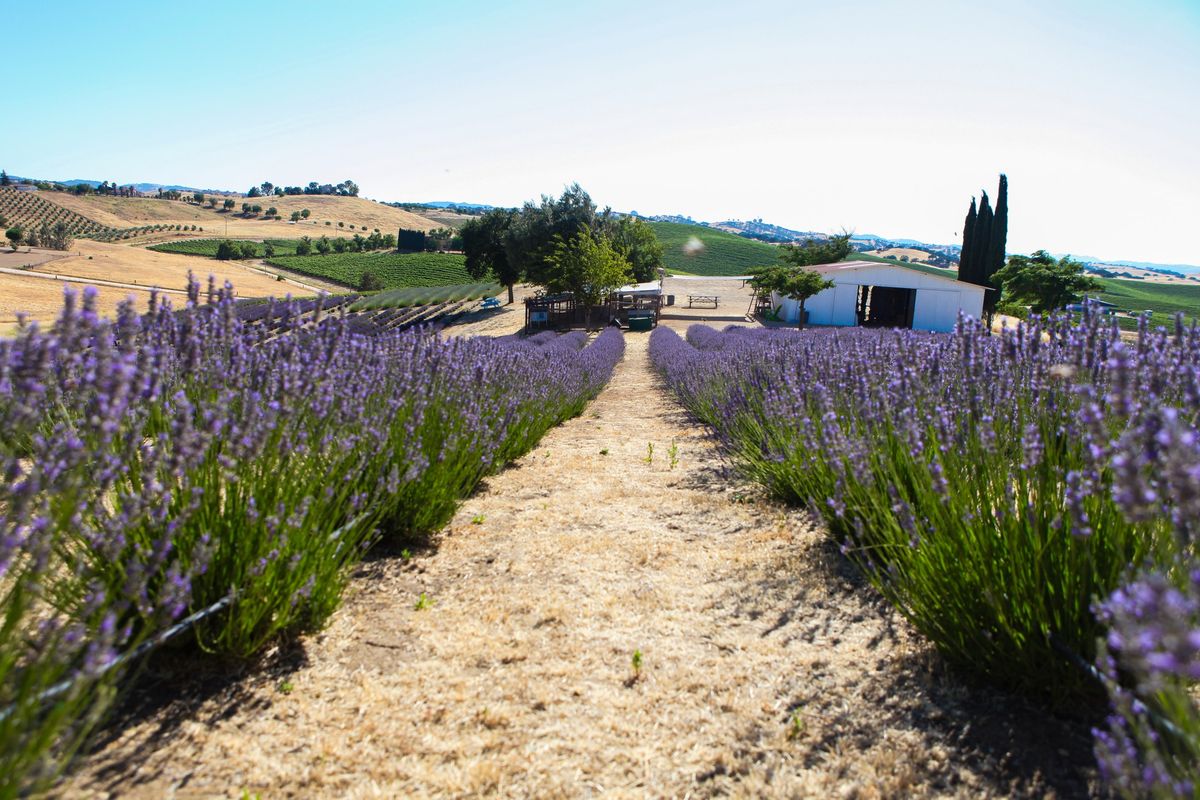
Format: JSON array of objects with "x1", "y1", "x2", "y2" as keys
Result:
[
  {"x1": 0, "y1": 283, "x2": 623, "y2": 796},
  {"x1": 650, "y1": 313, "x2": 1199, "y2": 794}
]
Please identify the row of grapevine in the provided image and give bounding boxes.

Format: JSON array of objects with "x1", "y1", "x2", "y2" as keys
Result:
[{"x1": 264, "y1": 251, "x2": 474, "y2": 289}]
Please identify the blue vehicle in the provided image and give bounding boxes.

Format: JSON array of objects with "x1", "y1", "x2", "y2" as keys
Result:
[{"x1": 480, "y1": 297, "x2": 502, "y2": 310}]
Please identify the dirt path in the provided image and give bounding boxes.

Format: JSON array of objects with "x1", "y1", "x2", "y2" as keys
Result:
[
  {"x1": 0, "y1": 265, "x2": 191, "y2": 295},
  {"x1": 59, "y1": 333, "x2": 1097, "y2": 799}
]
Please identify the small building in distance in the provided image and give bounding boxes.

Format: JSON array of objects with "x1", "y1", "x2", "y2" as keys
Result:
[{"x1": 770, "y1": 261, "x2": 986, "y2": 333}]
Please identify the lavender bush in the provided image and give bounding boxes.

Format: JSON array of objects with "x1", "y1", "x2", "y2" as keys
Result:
[
  {"x1": 649, "y1": 313, "x2": 1197, "y2": 701},
  {"x1": 1093, "y1": 570, "x2": 1200, "y2": 798},
  {"x1": 0, "y1": 282, "x2": 623, "y2": 796}
]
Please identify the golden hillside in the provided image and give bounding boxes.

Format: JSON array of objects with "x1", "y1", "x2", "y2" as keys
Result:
[
  {"x1": 253, "y1": 195, "x2": 440, "y2": 232},
  {"x1": 38, "y1": 192, "x2": 443, "y2": 236}
]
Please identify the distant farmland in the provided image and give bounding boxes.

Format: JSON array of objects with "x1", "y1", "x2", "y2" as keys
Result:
[
  {"x1": 648, "y1": 221, "x2": 780, "y2": 276},
  {"x1": 265, "y1": 252, "x2": 474, "y2": 289},
  {"x1": 1098, "y1": 277, "x2": 1200, "y2": 328}
]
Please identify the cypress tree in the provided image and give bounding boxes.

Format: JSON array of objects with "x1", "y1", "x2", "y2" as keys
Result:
[
  {"x1": 960, "y1": 197, "x2": 978, "y2": 284},
  {"x1": 974, "y1": 191, "x2": 993, "y2": 288},
  {"x1": 985, "y1": 174, "x2": 1008, "y2": 314}
]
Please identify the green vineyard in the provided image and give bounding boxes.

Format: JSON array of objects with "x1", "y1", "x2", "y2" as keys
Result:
[{"x1": 265, "y1": 251, "x2": 476, "y2": 288}]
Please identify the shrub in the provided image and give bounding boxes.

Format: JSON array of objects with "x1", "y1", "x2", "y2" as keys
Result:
[{"x1": 358, "y1": 271, "x2": 384, "y2": 292}]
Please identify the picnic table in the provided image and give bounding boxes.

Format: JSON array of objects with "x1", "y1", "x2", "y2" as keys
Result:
[{"x1": 687, "y1": 294, "x2": 719, "y2": 308}]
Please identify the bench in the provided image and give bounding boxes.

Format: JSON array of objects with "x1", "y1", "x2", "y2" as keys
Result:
[{"x1": 687, "y1": 294, "x2": 719, "y2": 308}]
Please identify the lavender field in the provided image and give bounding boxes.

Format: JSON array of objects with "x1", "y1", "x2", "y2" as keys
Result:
[
  {"x1": 0, "y1": 282, "x2": 623, "y2": 797},
  {"x1": 651, "y1": 314, "x2": 1200, "y2": 797}
]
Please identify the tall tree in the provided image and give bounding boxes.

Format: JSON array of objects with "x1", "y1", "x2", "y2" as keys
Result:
[
  {"x1": 610, "y1": 216, "x2": 664, "y2": 282},
  {"x1": 986, "y1": 174, "x2": 1008, "y2": 316},
  {"x1": 975, "y1": 191, "x2": 993, "y2": 288},
  {"x1": 461, "y1": 209, "x2": 522, "y2": 303},
  {"x1": 0, "y1": 170, "x2": 9, "y2": 186},
  {"x1": 960, "y1": 197, "x2": 978, "y2": 284},
  {"x1": 957, "y1": 176, "x2": 1008, "y2": 320},
  {"x1": 509, "y1": 183, "x2": 600, "y2": 286},
  {"x1": 396, "y1": 228, "x2": 427, "y2": 252},
  {"x1": 546, "y1": 227, "x2": 631, "y2": 310}
]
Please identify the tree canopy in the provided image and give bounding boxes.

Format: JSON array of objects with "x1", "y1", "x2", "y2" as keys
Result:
[
  {"x1": 611, "y1": 216, "x2": 664, "y2": 283},
  {"x1": 460, "y1": 184, "x2": 663, "y2": 303},
  {"x1": 992, "y1": 250, "x2": 1102, "y2": 313},
  {"x1": 461, "y1": 209, "x2": 520, "y2": 303},
  {"x1": 546, "y1": 228, "x2": 632, "y2": 307},
  {"x1": 779, "y1": 233, "x2": 851, "y2": 267}
]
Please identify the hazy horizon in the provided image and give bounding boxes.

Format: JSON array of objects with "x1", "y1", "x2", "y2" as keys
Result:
[{"x1": 4, "y1": 0, "x2": 1198, "y2": 264}]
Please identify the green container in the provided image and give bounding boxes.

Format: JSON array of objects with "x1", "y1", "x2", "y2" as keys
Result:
[{"x1": 627, "y1": 315, "x2": 654, "y2": 332}]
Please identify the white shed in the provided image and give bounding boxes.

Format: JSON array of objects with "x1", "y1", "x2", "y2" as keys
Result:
[{"x1": 771, "y1": 261, "x2": 986, "y2": 333}]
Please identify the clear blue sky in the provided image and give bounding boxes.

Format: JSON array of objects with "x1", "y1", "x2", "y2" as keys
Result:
[{"x1": 4, "y1": 0, "x2": 1198, "y2": 264}]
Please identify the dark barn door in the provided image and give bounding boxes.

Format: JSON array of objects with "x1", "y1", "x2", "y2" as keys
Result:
[{"x1": 859, "y1": 285, "x2": 916, "y2": 329}]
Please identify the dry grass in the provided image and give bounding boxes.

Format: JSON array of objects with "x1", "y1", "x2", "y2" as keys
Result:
[
  {"x1": 39, "y1": 193, "x2": 443, "y2": 236},
  {"x1": 30, "y1": 239, "x2": 314, "y2": 298},
  {"x1": 248, "y1": 195, "x2": 440, "y2": 233},
  {"x1": 55, "y1": 334, "x2": 1099, "y2": 798},
  {"x1": 0, "y1": 273, "x2": 160, "y2": 334},
  {"x1": 0, "y1": 239, "x2": 331, "y2": 330},
  {"x1": 869, "y1": 248, "x2": 935, "y2": 263},
  {"x1": 42, "y1": 195, "x2": 215, "y2": 227}
]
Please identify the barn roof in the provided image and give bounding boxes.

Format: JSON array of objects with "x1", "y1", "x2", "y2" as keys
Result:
[{"x1": 813, "y1": 260, "x2": 984, "y2": 291}]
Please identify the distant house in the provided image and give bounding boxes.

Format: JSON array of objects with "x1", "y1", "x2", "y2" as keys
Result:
[{"x1": 770, "y1": 261, "x2": 986, "y2": 333}]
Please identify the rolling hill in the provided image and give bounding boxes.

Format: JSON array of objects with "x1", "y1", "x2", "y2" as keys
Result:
[
  {"x1": 1097, "y1": 278, "x2": 1200, "y2": 327},
  {"x1": 39, "y1": 192, "x2": 441, "y2": 234},
  {"x1": 648, "y1": 221, "x2": 781, "y2": 276}
]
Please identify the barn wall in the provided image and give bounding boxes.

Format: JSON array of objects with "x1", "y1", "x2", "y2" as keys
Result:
[{"x1": 770, "y1": 264, "x2": 985, "y2": 332}]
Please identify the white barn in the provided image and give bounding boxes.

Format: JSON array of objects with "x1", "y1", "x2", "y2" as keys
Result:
[{"x1": 771, "y1": 261, "x2": 986, "y2": 333}]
